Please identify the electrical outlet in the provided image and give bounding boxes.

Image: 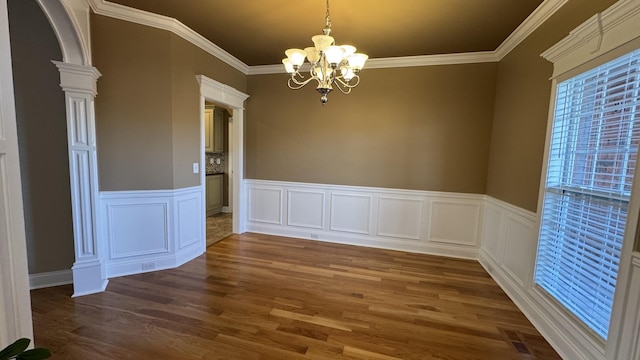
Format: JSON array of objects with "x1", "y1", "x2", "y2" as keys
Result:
[
  {"x1": 142, "y1": 262, "x2": 155, "y2": 271},
  {"x1": 193, "y1": 163, "x2": 199, "y2": 173},
  {"x1": 216, "y1": 158, "x2": 221, "y2": 165},
  {"x1": 209, "y1": 158, "x2": 214, "y2": 164}
]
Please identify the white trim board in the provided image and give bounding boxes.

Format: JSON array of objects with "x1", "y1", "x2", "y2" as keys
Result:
[{"x1": 89, "y1": 0, "x2": 568, "y2": 75}]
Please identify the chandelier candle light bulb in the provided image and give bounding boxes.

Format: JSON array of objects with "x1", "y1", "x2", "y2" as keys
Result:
[{"x1": 284, "y1": 0, "x2": 368, "y2": 105}]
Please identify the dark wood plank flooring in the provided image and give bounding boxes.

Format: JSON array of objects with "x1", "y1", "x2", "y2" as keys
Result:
[{"x1": 31, "y1": 233, "x2": 560, "y2": 359}]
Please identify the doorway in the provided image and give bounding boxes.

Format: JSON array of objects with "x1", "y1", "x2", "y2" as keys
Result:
[
  {"x1": 204, "y1": 102, "x2": 233, "y2": 246},
  {"x1": 197, "y1": 75, "x2": 249, "y2": 241}
]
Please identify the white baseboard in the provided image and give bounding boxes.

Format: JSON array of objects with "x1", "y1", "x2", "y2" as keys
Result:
[
  {"x1": 29, "y1": 269, "x2": 73, "y2": 290},
  {"x1": 248, "y1": 223, "x2": 479, "y2": 259}
]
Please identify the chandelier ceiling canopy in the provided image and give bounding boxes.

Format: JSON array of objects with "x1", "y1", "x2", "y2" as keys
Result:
[{"x1": 283, "y1": 0, "x2": 368, "y2": 105}]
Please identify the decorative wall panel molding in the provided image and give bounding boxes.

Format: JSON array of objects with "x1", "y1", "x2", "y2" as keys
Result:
[
  {"x1": 501, "y1": 214, "x2": 536, "y2": 288},
  {"x1": 377, "y1": 196, "x2": 424, "y2": 240},
  {"x1": 245, "y1": 180, "x2": 483, "y2": 259},
  {"x1": 248, "y1": 187, "x2": 283, "y2": 225},
  {"x1": 100, "y1": 186, "x2": 204, "y2": 278},
  {"x1": 330, "y1": 193, "x2": 372, "y2": 235},
  {"x1": 107, "y1": 203, "x2": 169, "y2": 259},
  {"x1": 176, "y1": 196, "x2": 200, "y2": 249},
  {"x1": 429, "y1": 201, "x2": 481, "y2": 246},
  {"x1": 287, "y1": 190, "x2": 325, "y2": 229}
]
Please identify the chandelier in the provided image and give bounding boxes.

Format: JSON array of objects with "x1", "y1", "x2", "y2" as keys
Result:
[{"x1": 283, "y1": 0, "x2": 368, "y2": 105}]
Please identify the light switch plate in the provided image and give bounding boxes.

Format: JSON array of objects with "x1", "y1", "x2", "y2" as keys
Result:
[{"x1": 193, "y1": 163, "x2": 199, "y2": 173}]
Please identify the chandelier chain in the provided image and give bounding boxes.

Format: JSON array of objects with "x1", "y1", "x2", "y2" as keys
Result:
[{"x1": 325, "y1": 0, "x2": 331, "y2": 30}]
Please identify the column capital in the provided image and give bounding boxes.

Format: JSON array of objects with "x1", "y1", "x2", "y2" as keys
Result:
[{"x1": 53, "y1": 61, "x2": 101, "y2": 96}]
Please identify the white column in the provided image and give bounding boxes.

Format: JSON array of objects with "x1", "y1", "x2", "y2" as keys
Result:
[{"x1": 54, "y1": 61, "x2": 107, "y2": 296}]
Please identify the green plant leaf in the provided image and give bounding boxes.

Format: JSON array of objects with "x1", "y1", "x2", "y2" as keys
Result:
[
  {"x1": 16, "y1": 348, "x2": 52, "y2": 360},
  {"x1": 0, "y1": 338, "x2": 30, "y2": 360}
]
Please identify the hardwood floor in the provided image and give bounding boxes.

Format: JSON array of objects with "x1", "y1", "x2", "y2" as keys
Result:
[{"x1": 31, "y1": 233, "x2": 560, "y2": 359}]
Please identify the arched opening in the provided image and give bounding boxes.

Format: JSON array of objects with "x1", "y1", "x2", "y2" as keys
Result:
[{"x1": 34, "y1": 0, "x2": 105, "y2": 296}]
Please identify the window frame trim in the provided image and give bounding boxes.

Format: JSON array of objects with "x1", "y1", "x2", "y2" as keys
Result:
[{"x1": 537, "y1": 1, "x2": 640, "y2": 358}]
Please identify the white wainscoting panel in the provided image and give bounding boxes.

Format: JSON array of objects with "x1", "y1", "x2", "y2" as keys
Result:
[
  {"x1": 501, "y1": 214, "x2": 537, "y2": 288},
  {"x1": 429, "y1": 201, "x2": 481, "y2": 246},
  {"x1": 330, "y1": 193, "x2": 372, "y2": 235},
  {"x1": 248, "y1": 187, "x2": 283, "y2": 225},
  {"x1": 176, "y1": 196, "x2": 201, "y2": 249},
  {"x1": 100, "y1": 186, "x2": 205, "y2": 278},
  {"x1": 245, "y1": 180, "x2": 483, "y2": 259},
  {"x1": 481, "y1": 204, "x2": 503, "y2": 263},
  {"x1": 108, "y1": 203, "x2": 169, "y2": 259},
  {"x1": 288, "y1": 190, "x2": 325, "y2": 229},
  {"x1": 377, "y1": 196, "x2": 423, "y2": 240}
]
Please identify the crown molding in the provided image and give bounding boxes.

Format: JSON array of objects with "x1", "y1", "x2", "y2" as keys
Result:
[
  {"x1": 248, "y1": 52, "x2": 499, "y2": 75},
  {"x1": 495, "y1": 0, "x2": 569, "y2": 60},
  {"x1": 89, "y1": 0, "x2": 567, "y2": 76},
  {"x1": 87, "y1": 0, "x2": 250, "y2": 75}
]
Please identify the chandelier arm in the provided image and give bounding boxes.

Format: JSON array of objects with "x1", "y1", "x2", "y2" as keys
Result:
[
  {"x1": 332, "y1": 80, "x2": 353, "y2": 95},
  {"x1": 333, "y1": 75, "x2": 360, "y2": 90},
  {"x1": 288, "y1": 76, "x2": 319, "y2": 90},
  {"x1": 289, "y1": 73, "x2": 314, "y2": 86}
]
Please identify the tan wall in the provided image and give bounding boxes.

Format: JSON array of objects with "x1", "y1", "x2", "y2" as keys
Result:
[
  {"x1": 169, "y1": 34, "x2": 246, "y2": 188},
  {"x1": 92, "y1": 15, "x2": 246, "y2": 191},
  {"x1": 246, "y1": 63, "x2": 497, "y2": 193},
  {"x1": 8, "y1": 0, "x2": 75, "y2": 273},
  {"x1": 93, "y1": 15, "x2": 175, "y2": 190},
  {"x1": 486, "y1": 0, "x2": 619, "y2": 212}
]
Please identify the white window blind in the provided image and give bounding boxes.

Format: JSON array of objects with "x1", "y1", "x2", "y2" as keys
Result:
[{"x1": 535, "y1": 48, "x2": 640, "y2": 340}]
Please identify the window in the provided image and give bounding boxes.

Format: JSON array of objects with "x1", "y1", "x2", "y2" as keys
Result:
[{"x1": 535, "y1": 48, "x2": 640, "y2": 340}]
